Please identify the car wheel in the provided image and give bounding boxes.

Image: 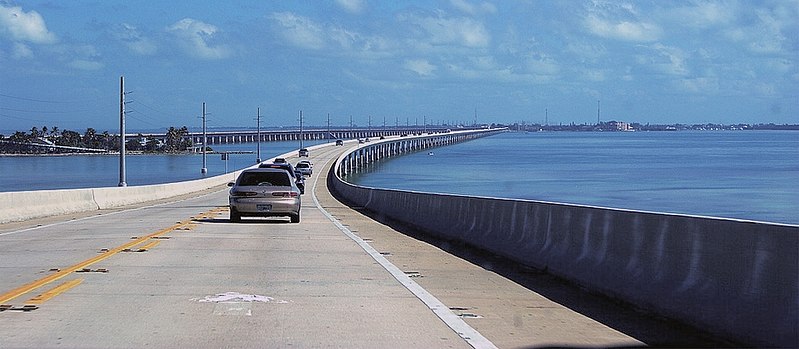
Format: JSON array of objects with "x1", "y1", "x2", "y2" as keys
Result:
[
  {"x1": 230, "y1": 207, "x2": 241, "y2": 222},
  {"x1": 290, "y1": 213, "x2": 300, "y2": 223}
]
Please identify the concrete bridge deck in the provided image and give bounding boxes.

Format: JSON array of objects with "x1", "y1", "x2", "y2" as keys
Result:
[{"x1": 0, "y1": 142, "x2": 721, "y2": 348}]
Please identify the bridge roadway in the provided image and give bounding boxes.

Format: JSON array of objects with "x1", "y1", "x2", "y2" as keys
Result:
[{"x1": 0, "y1": 142, "x2": 719, "y2": 348}]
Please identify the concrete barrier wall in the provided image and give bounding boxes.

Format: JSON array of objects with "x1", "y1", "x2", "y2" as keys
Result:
[
  {"x1": 0, "y1": 149, "x2": 305, "y2": 224},
  {"x1": 329, "y1": 145, "x2": 799, "y2": 347},
  {"x1": 0, "y1": 188, "x2": 99, "y2": 223}
]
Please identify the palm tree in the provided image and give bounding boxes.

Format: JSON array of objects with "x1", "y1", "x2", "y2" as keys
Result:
[
  {"x1": 47, "y1": 126, "x2": 59, "y2": 142},
  {"x1": 29, "y1": 127, "x2": 40, "y2": 139},
  {"x1": 10, "y1": 131, "x2": 29, "y2": 142}
]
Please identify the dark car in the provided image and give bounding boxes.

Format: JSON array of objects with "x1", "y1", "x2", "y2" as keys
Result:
[
  {"x1": 258, "y1": 162, "x2": 305, "y2": 194},
  {"x1": 335, "y1": 139, "x2": 344, "y2": 146}
]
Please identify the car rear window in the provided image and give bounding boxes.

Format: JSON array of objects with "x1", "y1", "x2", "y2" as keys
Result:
[{"x1": 238, "y1": 172, "x2": 291, "y2": 186}]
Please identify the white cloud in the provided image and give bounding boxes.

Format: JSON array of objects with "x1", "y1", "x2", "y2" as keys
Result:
[
  {"x1": 0, "y1": 4, "x2": 56, "y2": 44},
  {"x1": 12, "y1": 42, "x2": 33, "y2": 58},
  {"x1": 585, "y1": 15, "x2": 660, "y2": 42},
  {"x1": 269, "y1": 12, "x2": 326, "y2": 50},
  {"x1": 635, "y1": 43, "x2": 689, "y2": 76},
  {"x1": 668, "y1": 2, "x2": 736, "y2": 28},
  {"x1": 69, "y1": 59, "x2": 104, "y2": 71},
  {"x1": 402, "y1": 13, "x2": 490, "y2": 48},
  {"x1": 678, "y1": 77, "x2": 719, "y2": 94},
  {"x1": 335, "y1": 0, "x2": 366, "y2": 14},
  {"x1": 526, "y1": 54, "x2": 559, "y2": 76},
  {"x1": 270, "y1": 12, "x2": 394, "y2": 59},
  {"x1": 114, "y1": 23, "x2": 157, "y2": 55},
  {"x1": 450, "y1": 0, "x2": 497, "y2": 15},
  {"x1": 405, "y1": 59, "x2": 436, "y2": 76},
  {"x1": 65, "y1": 44, "x2": 103, "y2": 70},
  {"x1": 167, "y1": 18, "x2": 230, "y2": 59},
  {"x1": 582, "y1": 69, "x2": 606, "y2": 82},
  {"x1": 743, "y1": 9, "x2": 789, "y2": 54}
]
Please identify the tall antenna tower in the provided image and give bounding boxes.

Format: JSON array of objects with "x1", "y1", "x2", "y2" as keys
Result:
[{"x1": 597, "y1": 100, "x2": 601, "y2": 125}]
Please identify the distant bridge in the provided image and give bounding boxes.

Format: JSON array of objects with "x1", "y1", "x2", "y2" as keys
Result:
[{"x1": 140, "y1": 126, "x2": 475, "y2": 146}]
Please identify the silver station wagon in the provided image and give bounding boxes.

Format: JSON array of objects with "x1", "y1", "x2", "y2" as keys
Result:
[{"x1": 228, "y1": 168, "x2": 301, "y2": 223}]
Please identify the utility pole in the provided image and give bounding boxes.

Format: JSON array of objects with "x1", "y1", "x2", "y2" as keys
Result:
[
  {"x1": 545, "y1": 108, "x2": 548, "y2": 126},
  {"x1": 327, "y1": 113, "x2": 330, "y2": 143},
  {"x1": 256, "y1": 107, "x2": 261, "y2": 163},
  {"x1": 299, "y1": 110, "x2": 303, "y2": 149},
  {"x1": 118, "y1": 76, "x2": 127, "y2": 187},
  {"x1": 201, "y1": 102, "x2": 207, "y2": 174}
]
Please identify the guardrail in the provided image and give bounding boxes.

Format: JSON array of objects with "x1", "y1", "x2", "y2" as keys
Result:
[{"x1": 327, "y1": 130, "x2": 799, "y2": 348}]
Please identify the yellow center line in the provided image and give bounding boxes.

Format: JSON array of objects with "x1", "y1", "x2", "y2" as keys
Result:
[
  {"x1": 138, "y1": 240, "x2": 161, "y2": 251},
  {"x1": 25, "y1": 279, "x2": 84, "y2": 305},
  {"x1": 0, "y1": 206, "x2": 224, "y2": 305}
]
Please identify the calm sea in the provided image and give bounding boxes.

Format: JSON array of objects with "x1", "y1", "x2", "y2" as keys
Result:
[
  {"x1": 0, "y1": 140, "x2": 325, "y2": 192},
  {"x1": 348, "y1": 131, "x2": 799, "y2": 225}
]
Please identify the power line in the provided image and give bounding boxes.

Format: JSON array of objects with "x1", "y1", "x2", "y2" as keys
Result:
[
  {"x1": 0, "y1": 92, "x2": 69, "y2": 104},
  {"x1": 0, "y1": 92, "x2": 101, "y2": 104},
  {"x1": 0, "y1": 112, "x2": 49, "y2": 123},
  {"x1": 0, "y1": 107, "x2": 93, "y2": 114}
]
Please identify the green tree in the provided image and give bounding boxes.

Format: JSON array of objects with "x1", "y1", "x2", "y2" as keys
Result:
[
  {"x1": 10, "y1": 131, "x2": 29, "y2": 142},
  {"x1": 126, "y1": 137, "x2": 143, "y2": 151},
  {"x1": 83, "y1": 128, "x2": 100, "y2": 148},
  {"x1": 164, "y1": 126, "x2": 190, "y2": 152},
  {"x1": 145, "y1": 138, "x2": 160, "y2": 152},
  {"x1": 29, "y1": 127, "x2": 40, "y2": 139},
  {"x1": 46, "y1": 126, "x2": 59, "y2": 142},
  {"x1": 58, "y1": 130, "x2": 83, "y2": 147}
]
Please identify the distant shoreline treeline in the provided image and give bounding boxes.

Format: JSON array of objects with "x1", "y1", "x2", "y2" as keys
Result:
[{"x1": 0, "y1": 126, "x2": 193, "y2": 155}]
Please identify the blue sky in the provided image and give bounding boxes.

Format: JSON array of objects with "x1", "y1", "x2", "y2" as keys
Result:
[{"x1": 1, "y1": 0, "x2": 797, "y2": 133}]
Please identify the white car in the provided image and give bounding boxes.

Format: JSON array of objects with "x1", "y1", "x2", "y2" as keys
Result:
[
  {"x1": 228, "y1": 168, "x2": 301, "y2": 223},
  {"x1": 295, "y1": 161, "x2": 312, "y2": 176}
]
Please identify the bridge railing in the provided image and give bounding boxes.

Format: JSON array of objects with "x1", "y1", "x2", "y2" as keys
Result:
[{"x1": 327, "y1": 129, "x2": 799, "y2": 348}]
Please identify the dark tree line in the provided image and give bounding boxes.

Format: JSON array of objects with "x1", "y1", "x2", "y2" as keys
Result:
[{"x1": 0, "y1": 126, "x2": 193, "y2": 154}]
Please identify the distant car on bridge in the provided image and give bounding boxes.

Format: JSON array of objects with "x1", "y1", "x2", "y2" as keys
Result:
[
  {"x1": 228, "y1": 168, "x2": 301, "y2": 223},
  {"x1": 295, "y1": 161, "x2": 312, "y2": 176},
  {"x1": 258, "y1": 162, "x2": 305, "y2": 194},
  {"x1": 298, "y1": 148, "x2": 309, "y2": 157},
  {"x1": 335, "y1": 139, "x2": 344, "y2": 146}
]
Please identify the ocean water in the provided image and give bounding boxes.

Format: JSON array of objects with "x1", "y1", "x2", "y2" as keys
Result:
[
  {"x1": 348, "y1": 131, "x2": 799, "y2": 225},
  {"x1": 0, "y1": 140, "x2": 326, "y2": 191}
]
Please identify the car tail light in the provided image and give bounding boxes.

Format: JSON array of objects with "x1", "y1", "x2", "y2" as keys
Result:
[
  {"x1": 272, "y1": 192, "x2": 299, "y2": 198},
  {"x1": 230, "y1": 190, "x2": 257, "y2": 197}
]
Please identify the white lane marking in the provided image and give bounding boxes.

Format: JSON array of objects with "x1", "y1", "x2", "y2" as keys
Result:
[
  {"x1": 192, "y1": 292, "x2": 288, "y2": 304},
  {"x1": 310, "y1": 154, "x2": 498, "y2": 349}
]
